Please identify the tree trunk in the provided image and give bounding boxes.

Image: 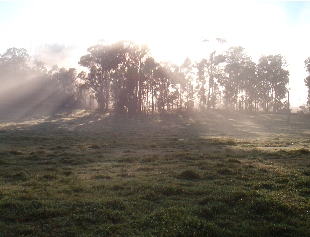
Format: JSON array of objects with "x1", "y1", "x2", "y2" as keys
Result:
[
  {"x1": 138, "y1": 80, "x2": 142, "y2": 114},
  {"x1": 104, "y1": 74, "x2": 109, "y2": 112},
  {"x1": 152, "y1": 86, "x2": 154, "y2": 114}
]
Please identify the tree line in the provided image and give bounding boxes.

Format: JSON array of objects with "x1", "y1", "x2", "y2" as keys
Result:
[
  {"x1": 0, "y1": 47, "x2": 76, "y2": 112},
  {"x1": 0, "y1": 39, "x2": 302, "y2": 115}
]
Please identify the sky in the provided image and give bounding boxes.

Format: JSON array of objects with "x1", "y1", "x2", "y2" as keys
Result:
[{"x1": 0, "y1": 0, "x2": 310, "y2": 109}]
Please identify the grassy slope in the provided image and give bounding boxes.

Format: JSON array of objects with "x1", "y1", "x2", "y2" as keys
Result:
[{"x1": 0, "y1": 110, "x2": 309, "y2": 236}]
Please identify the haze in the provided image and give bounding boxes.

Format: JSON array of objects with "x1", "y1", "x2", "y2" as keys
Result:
[
  {"x1": 1, "y1": 1, "x2": 310, "y2": 108},
  {"x1": 2, "y1": 2, "x2": 310, "y2": 235}
]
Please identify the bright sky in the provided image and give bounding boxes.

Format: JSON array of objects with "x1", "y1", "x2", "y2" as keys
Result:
[{"x1": 1, "y1": 0, "x2": 310, "y2": 108}]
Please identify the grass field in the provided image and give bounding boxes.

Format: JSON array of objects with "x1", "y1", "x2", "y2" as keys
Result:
[{"x1": 0, "y1": 110, "x2": 310, "y2": 236}]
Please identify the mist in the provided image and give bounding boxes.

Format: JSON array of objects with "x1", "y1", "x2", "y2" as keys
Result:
[
  {"x1": 0, "y1": 38, "x2": 306, "y2": 121},
  {"x1": 0, "y1": 46, "x2": 80, "y2": 121},
  {"x1": 31, "y1": 43, "x2": 82, "y2": 69},
  {"x1": 2, "y1": 2, "x2": 310, "y2": 236}
]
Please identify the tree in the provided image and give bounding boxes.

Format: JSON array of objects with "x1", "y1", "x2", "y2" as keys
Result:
[
  {"x1": 195, "y1": 59, "x2": 207, "y2": 108},
  {"x1": 0, "y1": 48, "x2": 31, "y2": 108},
  {"x1": 119, "y1": 42, "x2": 150, "y2": 114},
  {"x1": 153, "y1": 64, "x2": 172, "y2": 113},
  {"x1": 50, "y1": 66, "x2": 77, "y2": 106},
  {"x1": 78, "y1": 41, "x2": 125, "y2": 111},
  {"x1": 304, "y1": 57, "x2": 310, "y2": 105},
  {"x1": 202, "y1": 38, "x2": 226, "y2": 110},
  {"x1": 171, "y1": 64, "x2": 186, "y2": 111},
  {"x1": 109, "y1": 42, "x2": 151, "y2": 114},
  {"x1": 221, "y1": 46, "x2": 254, "y2": 110},
  {"x1": 32, "y1": 60, "x2": 47, "y2": 77},
  {"x1": 180, "y1": 57, "x2": 194, "y2": 111},
  {"x1": 241, "y1": 60, "x2": 258, "y2": 111},
  {"x1": 0, "y1": 47, "x2": 30, "y2": 83},
  {"x1": 142, "y1": 57, "x2": 158, "y2": 113},
  {"x1": 257, "y1": 55, "x2": 289, "y2": 112},
  {"x1": 79, "y1": 41, "x2": 154, "y2": 114},
  {"x1": 0, "y1": 48, "x2": 78, "y2": 111}
]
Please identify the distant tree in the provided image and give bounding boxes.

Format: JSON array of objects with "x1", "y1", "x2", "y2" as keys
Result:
[
  {"x1": 0, "y1": 47, "x2": 80, "y2": 111},
  {"x1": 0, "y1": 47, "x2": 30, "y2": 83},
  {"x1": 0, "y1": 48, "x2": 32, "y2": 107},
  {"x1": 32, "y1": 60, "x2": 47, "y2": 76},
  {"x1": 27, "y1": 60, "x2": 50, "y2": 106},
  {"x1": 210, "y1": 53, "x2": 226, "y2": 109},
  {"x1": 241, "y1": 60, "x2": 258, "y2": 111},
  {"x1": 221, "y1": 46, "x2": 254, "y2": 110},
  {"x1": 76, "y1": 73, "x2": 96, "y2": 109},
  {"x1": 257, "y1": 55, "x2": 289, "y2": 112},
  {"x1": 202, "y1": 38, "x2": 226, "y2": 110},
  {"x1": 153, "y1": 64, "x2": 172, "y2": 113},
  {"x1": 119, "y1": 42, "x2": 150, "y2": 114},
  {"x1": 78, "y1": 41, "x2": 125, "y2": 111},
  {"x1": 0, "y1": 42, "x2": 295, "y2": 115},
  {"x1": 142, "y1": 57, "x2": 158, "y2": 113},
  {"x1": 164, "y1": 63, "x2": 182, "y2": 111},
  {"x1": 195, "y1": 59, "x2": 207, "y2": 109},
  {"x1": 304, "y1": 57, "x2": 310, "y2": 105},
  {"x1": 180, "y1": 57, "x2": 194, "y2": 111},
  {"x1": 171, "y1": 64, "x2": 186, "y2": 111},
  {"x1": 79, "y1": 41, "x2": 154, "y2": 114},
  {"x1": 108, "y1": 42, "x2": 151, "y2": 114},
  {"x1": 51, "y1": 66, "x2": 77, "y2": 105}
]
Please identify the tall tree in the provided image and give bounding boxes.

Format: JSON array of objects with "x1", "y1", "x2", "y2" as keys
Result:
[
  {"x1": 120, "y1": 42, "x2": 150, "y2": 114},
  {"x1": 142, "y1": 57, "x2": 158, "y2": 113},
  {"x1": 202, "y1": 38, "x2": 226, "y2": 110},
  {"x1": 195, "y1": 59, "x2": 207, "y2": 109},
  {"x1": 241, "y1": 60, "x2": 258, "y2": 111},
  {"x1": 0, "y1": 47, "x2": 30, "y2": 83},
  {"x1": 0, "y1": 48, "x2": 31, "y2": 107},
  {"x1": 180, "y1": 57, "x2": 194, "y2": 111},
  {"x1": 304, "y1": 57, "x2": 310, "y2": 105},
  {"x1": 109, "y1": 42, "x2": 151, "y2": 114},
  {"x1": 51, "y1": 66, "x2": 77, "y2": 105},
  {"x1": 171, "y1": 64, "x2": 186, "y2": 111},
  {"x1": 221, "y1": 46, "x2": 253, "y2": 110},
  {"x1": 78, "y1": 41, "x2": 125, "y2": 111},
  {"x1": 153, "y1": 64, "x2": 172, "y2": 113},
  {"x1": 257, "y1": 55, "x2": 289, "y2": 112}
]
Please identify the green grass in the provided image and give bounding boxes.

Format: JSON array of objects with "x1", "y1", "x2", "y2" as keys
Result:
[{"x1": 0, "y1": 110, "x2": 309, "y2": 236}]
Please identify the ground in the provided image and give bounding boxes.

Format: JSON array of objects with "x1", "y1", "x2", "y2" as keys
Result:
[{"x1": 0, "y1": 110, "x2": 309, "y2": 236}]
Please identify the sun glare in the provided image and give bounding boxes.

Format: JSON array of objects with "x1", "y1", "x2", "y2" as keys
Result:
[{"x1": 1, "y1": 1, "x2": 310, "y2": 107}]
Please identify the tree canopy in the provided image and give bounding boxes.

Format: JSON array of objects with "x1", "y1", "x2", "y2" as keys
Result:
[{"x1": 0, "y1": 39, "x2": 294, "y2": 115}]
